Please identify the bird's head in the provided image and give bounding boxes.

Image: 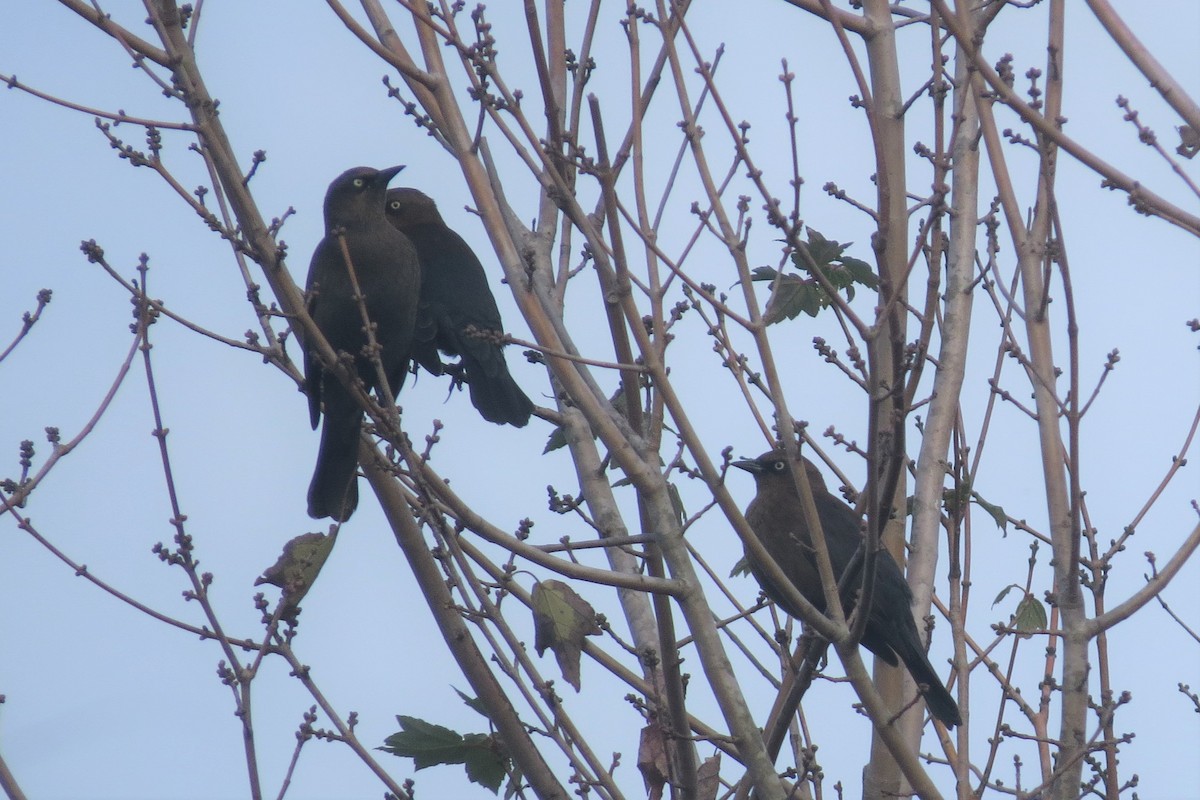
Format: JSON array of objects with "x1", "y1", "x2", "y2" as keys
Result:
[
  {"x1": 323, "y1": 165, "x2": 405, "y2": 228},
  {"x1": 732, "y1": 449, "x2": 828, "y2": 491},
  {"x1": 385, "y1": 187, "x2": 443, "y2": 230}
]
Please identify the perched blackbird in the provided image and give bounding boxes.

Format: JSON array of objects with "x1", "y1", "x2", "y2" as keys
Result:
[
  {"x1": 384, "y1": 188, "x2": 533, "y2": 427},
  {"x1": 733, "y1": 449, "x2": 962, "y2": 727},
  {"x1": 304, "y1": 166, "x2": 421, "y2": 521}
]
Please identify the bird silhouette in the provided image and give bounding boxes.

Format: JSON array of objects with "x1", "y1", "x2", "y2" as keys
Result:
[
  {"x1": 733, "y1": 449, "x2": 961, "y2": 727},
  {"x1": 384, "y1": 187, "x2": 533, "y2": 427},
  {"x1": 304, "y1": 166, "x2": 420, "y2": 521}
]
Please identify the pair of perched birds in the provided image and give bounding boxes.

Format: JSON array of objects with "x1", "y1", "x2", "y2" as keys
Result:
[
  {"x1": 301, "y1": 166, "x2": 959, "y2": 729},
  {"x1": 303, "y1": 166, "x2": 533, "y2": 523}
]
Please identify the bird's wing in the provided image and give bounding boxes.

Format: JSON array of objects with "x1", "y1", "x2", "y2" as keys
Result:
[
  {"x1": 303, "y1": 242, "x2": 328, "y2": 430},
  {"x1": 410, "y1": 300, "x2": 447, "y2": 376},
  {"x1": 745, "y1": 500, "x2": 824, "y2": 617},
  {"x1": 811, "y1": 494, "x2": 868, "y2": 572},
  {"x1": 403, "y1": 222, "x2": 532, "y2": 425},
  {"x1": 812, "y1": 490, "x2": 914, "y2": 665},
  {"x1": 411, "y1": 226, "x2": 505, "y2": 332}
]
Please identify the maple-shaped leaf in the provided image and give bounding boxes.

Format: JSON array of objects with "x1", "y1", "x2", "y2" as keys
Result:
[
  {"x1": 753, "y1": 228, "x2": 879, "y2": 326},
  {"x1": 379, "y1": 716, "x2": 508, "y2": 794},
  {"x1": 454, "y1": 687, "x2": 491, "y2": 720},
  {"x1": 800, "y1": 228, "x2": 850, "y2": 267},
  {"x1": 763, "y1": 273, "x2": 827, "y2": 324},
  {"x1": 532, "y1": 579, "x2": 601, "y2": 691},
  {"x1": 840, "y1": 255, "x2": 879, "y2": 290}
]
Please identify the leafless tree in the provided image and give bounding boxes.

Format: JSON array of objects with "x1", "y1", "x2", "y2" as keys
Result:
[{"x1": 3, "y1": 2, "x2": 1198, "y2": 799}]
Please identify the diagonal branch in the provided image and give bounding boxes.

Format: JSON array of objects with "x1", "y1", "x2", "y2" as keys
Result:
[
  {"x1": 1084, "y1": 0, "x2": 1200, "y2": 133},
  {"x1": 931, "y1": 0, "x2": 1200, "y2": 237}
]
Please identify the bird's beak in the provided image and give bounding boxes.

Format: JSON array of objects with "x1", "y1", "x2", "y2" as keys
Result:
[
  {"x1": 377, "y1": 165, "x2": 406, "y2": 184},
  {"x1": 731, "y1": 458, "x2": 762, "y2": 474}
]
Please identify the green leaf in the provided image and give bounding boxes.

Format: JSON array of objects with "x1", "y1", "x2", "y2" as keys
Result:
[
  {"x1": 990, "y1": 586, "x2": 1047, "y2": 639},
  {"x1": 762, "y1": 272, "x2": 808, "y2": 324},
  {"x1": 992, "y1": 583, "x2": 1019, "y2": 607},
  {"x1": 798, "y1": 281, "x2": 826, "y2": 317},
  {"x1": 840, "y1": 256, "x2": 879, "y2": 290},
  {"x1": 971, "y1": 491, "x2": 1009, "y2": 534},
  {"x1": 380, "y1": 716, "x2": 472, "y2": 769},
  {"x1": 792, "y1": 229, "x2": 879, "y2": 294},
  {"x1": 803, "y1": 228, "x2": 848, "y2": 266},
  {"x1": 763, "y1": 273, "x2": 830, "y2": 324},
  {"x1": 758, "y1": 228, "x2": 879, "y2": 326},
  {"x1": 380, "y1": 716, "x2": 509, "y2": 795},
  {"x1": 1014, "y1": 594, "x2": 1048, "y2": 635},
  {"x1": 462, "y1": 733, "x2": 506, "y2": 794},
  {"x1": 454, "y1": 687, "x2": 491, "y2": 720},
  {"x1": 941, "y1": 484, "x2": 971, "y2": 517}
]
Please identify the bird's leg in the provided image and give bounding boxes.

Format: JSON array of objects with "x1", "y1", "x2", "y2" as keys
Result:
[{"x1": 440, "y1": 360, "x2": 468, "y2": 398}]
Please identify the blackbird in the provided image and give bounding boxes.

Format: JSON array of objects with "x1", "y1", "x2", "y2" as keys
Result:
[
  {"x1": 304, "y1": 166, "x2": 420, "y2": 521},
  {"x1": 384, "y1": 188, "x2": 533, "y2": 427},
  {"x1": 733, "y1": 449, "x2": 961, "y2": 727}
]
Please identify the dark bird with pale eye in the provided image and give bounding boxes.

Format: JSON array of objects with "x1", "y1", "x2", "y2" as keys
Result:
[
  {"x1": 304, "y1": 166, "x2": 421, "y2": 522},
  {"x1": 733, "y1": 449, "x2": 961, "y2": 727},
  {"x1": 384, "y1": 187, "x2": 533, "y2": 428}
]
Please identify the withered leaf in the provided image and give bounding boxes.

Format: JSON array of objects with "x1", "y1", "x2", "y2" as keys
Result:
[
  {"x1": 255, "y1": 531, "x2": 335, "y2": 614},
  {"x1": 531, "y1": 579, "x2": 600, "y2": 692},
  {"x1": 697, "y1": 754, "x2": 721, "y2": 800},
  {"x1": 637, "y1": 723, "x2": 669, "y2": 800}
]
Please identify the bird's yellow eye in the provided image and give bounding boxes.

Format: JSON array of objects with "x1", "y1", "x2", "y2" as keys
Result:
[
  {"x1": 771, "y1": 461, "x2": 786, "y2": 472},
  {"x1": 352, "y1": 178, "x2": 365, "y2": 188},
  {"x1": 389, "y1": 200, "x2": 401, "y2": 210}
]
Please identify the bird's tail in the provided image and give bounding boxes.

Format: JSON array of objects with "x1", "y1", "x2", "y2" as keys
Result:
[
  {"x1": 893, "y1": 634, "x2": 962, "y2": 727},
  {"x1": 307, "y1": 406, "x2": 361, "y2": 522},
  {"x1": 462, "y1": 350, "x2": 534, "y2": 427}
]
